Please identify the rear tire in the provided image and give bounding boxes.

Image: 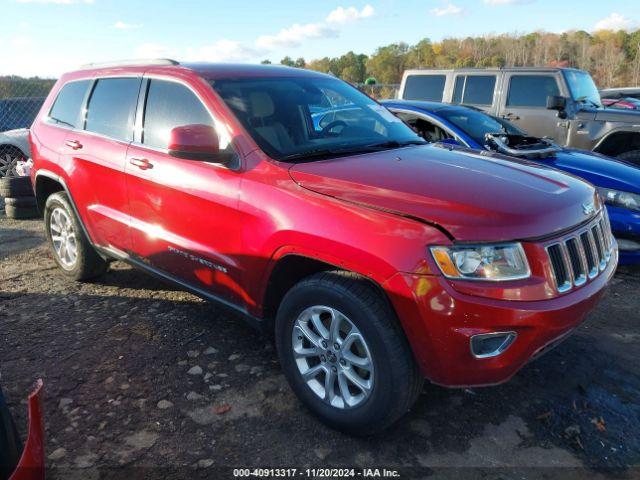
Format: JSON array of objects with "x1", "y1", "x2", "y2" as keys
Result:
[
  {"x1": 275, "y1": 271, "x2": 423, "y2": 435},
  {"x1": 617, "y1": 149, "x2": 640, "y2": 167},
  {"x1": 4, "y1": 196, "x2": 36, "y2": 207},
  {"x1": 44, "y1": 192, "x2": 108, "y2": 281},
  {"x1": 0, "y1": 176, "x2": 33, "y2": 197},
  {"x1": 4, "y1": 202, "x2": 39, "y2": 219}
]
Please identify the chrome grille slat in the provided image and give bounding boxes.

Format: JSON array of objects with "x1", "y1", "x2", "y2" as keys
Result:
[
  {"x1": 565, "y1": 237, "x2": 586, "y2": 286},
  {"x1": 580, "y1": 231, "x2": 598, "y2": 278},
  {"x1": 592, "y1": 224, "x2": 606, "y2": 270},
  {"x1": 546, "y1": 211, "x2": 613, "y2": 293}
]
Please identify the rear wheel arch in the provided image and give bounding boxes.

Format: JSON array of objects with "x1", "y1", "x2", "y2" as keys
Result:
[
  {"x1": 34, "y1": 173, "x2": 65, "y2": 213},
  {"x1": 594, "y1": 130, "x2": 640, "y2": 157}
]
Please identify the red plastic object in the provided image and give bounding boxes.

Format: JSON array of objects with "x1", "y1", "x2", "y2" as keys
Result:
[{"x1": 9, "y1": 380, "x2": 44, "y2": 480}]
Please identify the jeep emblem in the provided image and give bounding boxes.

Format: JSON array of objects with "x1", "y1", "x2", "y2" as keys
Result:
[{"x1": 582, "y1": 202, "x2": 595, "y2": 216}]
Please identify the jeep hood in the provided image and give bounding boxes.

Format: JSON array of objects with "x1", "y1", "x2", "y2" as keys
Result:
[
  {"x1": 289, "y1": 145, "x2": 597, "y2": 242},
  {"x1": 595, "y1": 107, "x2": 640, "y2": 123}
]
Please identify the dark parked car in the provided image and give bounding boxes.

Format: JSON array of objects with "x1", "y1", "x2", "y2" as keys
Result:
[
  {"x1": 602, "y1": 97, "x2": 640, "y2": 110},
  {"x1": 600, "y1": 87, "x2": 640, "y2": 102}
]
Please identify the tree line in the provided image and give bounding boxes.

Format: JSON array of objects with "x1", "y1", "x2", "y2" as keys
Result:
[
  {"x1": 3, "y1": 29, "x2": 640, "y2": 95},
  {"x1": 269, "y1": 29, "x2": 640, "y2": 89}
]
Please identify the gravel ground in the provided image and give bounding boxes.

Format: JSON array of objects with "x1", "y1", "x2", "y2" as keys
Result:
[{"x1": 1, "y1": 214, "x2": 640, "y2": 480}]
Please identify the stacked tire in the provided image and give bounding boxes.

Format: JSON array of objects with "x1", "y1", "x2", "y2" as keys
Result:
[{"x1": 0, "y1": 176, "x2": 39, "y2": 219}]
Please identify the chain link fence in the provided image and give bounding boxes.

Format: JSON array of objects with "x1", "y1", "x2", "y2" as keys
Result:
[
  {"x1": 355, "y1": 84, "x2": 400, "y2": 100},
  {"x1": 0, "y1": 77, "x2": 55, "y2": 133}
]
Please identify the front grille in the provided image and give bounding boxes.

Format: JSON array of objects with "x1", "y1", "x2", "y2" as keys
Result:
[{"x1": 546, "y1": 211, "x2": 614, "y2": 293}]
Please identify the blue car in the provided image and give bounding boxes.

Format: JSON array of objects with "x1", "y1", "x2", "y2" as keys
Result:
[{"x1": 382, "y1": 100, "x2": 640, "y2": 265}]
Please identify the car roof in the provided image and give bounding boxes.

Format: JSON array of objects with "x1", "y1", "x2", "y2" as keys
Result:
[
  {"x1": 600, "y1": 87, "x2": 640, "y2": 93},
  {"x1": 69, "y1": 59, "x2": 331, "y2": 80},
  {"x1": 380, "y1": 99, "x2": 474, "y2": 115},
  {"x1": 403, "y1": 67, "x2": 582, "y2": 74}
]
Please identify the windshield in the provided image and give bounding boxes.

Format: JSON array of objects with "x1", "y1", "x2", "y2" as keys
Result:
[
  {"x1": 563, "y1": 70, "x2": 603, "y2": 108},
  {"x1": 437, "y1": 108, "x2": 523, "y2": 145},
  {"x1": 210, "y1": 76, "x2": 424, "y2": 161}
]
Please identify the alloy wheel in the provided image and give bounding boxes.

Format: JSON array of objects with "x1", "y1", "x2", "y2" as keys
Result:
[
  {"x1": 49, "y1": 207, "x2": 78, "y2": 269},
  {"x1": 292, "y1": 305, "x2": 374, "y2": 409}
]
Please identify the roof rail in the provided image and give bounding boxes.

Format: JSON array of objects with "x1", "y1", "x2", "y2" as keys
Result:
[{"x1": 80, "y1": 58, "x2": 180, "y2": 69}]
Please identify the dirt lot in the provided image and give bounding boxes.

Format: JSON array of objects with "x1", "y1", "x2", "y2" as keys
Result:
[{"x1": 1, "y1": 215, "x2": 640, "y2": 480}]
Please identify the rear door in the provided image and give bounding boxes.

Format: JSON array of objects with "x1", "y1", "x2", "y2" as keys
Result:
[
  {"x1": 497, "y1": 72, "x2": 564, "y2": 140},
  {"x1": 58, "y1": 77, "x2": 141, "y2": 251},
  {"x1": 125, "y1": 77, "x2": 244, "y2": 305}
]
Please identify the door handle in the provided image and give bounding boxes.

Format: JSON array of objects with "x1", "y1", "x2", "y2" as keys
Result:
[
  {"x1": 129, "y1": 157, "x2": 154, "y2": 170},
  {"x1": 65, "y1": 139, "x2": 83, "y2": 150},
  {"x1": 502, "y1": 113, "x2": 520, "y2": 121}
]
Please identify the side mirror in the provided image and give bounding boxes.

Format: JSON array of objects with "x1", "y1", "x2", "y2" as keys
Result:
[
  {"x1": 546, "y1": 95, "x2": 567, "y2": 111},
  {"x1": 439, "y1": 138, "x2": 461, "y2": 147},
  {"x1": 168, "y1": 124, "x2": 231, "y2": 163}
]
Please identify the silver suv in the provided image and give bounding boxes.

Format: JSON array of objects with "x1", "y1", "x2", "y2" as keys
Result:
[{"x1": 398, "y1": 67, "x2": 640, "y2": 165}]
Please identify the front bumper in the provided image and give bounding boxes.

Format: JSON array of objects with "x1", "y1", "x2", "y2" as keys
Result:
[
  {"x1": 608, "y1": 205, "x2": 640, "y2": 265},
  {"x1": 383, "y1": 247, "x2": 617, "y2": 387}
]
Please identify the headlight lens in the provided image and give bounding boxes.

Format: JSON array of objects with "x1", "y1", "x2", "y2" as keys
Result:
[
  {"x1": 430, "y1": 243, "x2": 530, "y2": 281},
  {"x1": 597, "y1": 187, "x2": 640, "y2": 212}
]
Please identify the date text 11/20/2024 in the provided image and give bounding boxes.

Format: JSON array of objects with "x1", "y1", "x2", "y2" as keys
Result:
[{"x1": 232, "y1": 468, "x2": 401, "y2": 478}]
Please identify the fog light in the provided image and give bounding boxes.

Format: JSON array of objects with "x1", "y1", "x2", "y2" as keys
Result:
[
  {"x1": 617, "y1": 238, "x2": 640, "y2": 252},
  {"x1": 470, "y1": 332, "x2": 517, "y2": 359}
]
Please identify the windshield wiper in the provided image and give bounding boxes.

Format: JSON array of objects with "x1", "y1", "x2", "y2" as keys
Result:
[
  {"x1": 49, "y1": 116, "x2": 75, "y2": 128},
  {"x1": 280, "y1": 140, "x2": 427, "y2": 162},
  {"x1": 575, "y1": 96, "x2": 602, "y2": 109},
  {"x1": 362, "y1": 140, "x2": 428, "y2": 149}
]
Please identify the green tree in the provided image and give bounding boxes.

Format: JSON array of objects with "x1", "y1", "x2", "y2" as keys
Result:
[
  {"x1": 280, "y1": 56, "x2": 295, "y2": 67},
  {"x1": 366, "y1": 42, "x2": 410, "y2": 84}
]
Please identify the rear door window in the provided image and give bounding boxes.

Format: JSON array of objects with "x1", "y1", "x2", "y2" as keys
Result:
[
  {"x1": 506, "y1": 75, "x2": 560, "y2": 107},
  {"x1": 48, "y1": 80, "x2": 91, "y2": 128},
  {"x1": 85, "y1": 78, "x2": 141, "y2": 141},
  {"x1": 452, "y1": 75, "x2": 496, "y2": 105},
  {"x1": 403, "y1": 75, "x2": 446, "y2": 101}
]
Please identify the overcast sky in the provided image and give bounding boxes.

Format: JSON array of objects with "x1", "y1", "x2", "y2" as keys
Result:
[{"x1": 1, "y1": 0, "x2": 638, "y2": 77}]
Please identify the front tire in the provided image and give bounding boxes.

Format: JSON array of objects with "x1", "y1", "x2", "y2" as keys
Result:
[
  {"x1": 44, "y1": 192, "x2": 108, "y2": 281},
  {"x1": 275, "y1": 271, "x2": 423, "y2": 435}
]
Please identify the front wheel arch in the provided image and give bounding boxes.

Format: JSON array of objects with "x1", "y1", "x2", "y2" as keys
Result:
[
  {"x1": 594, "y1": 131, "x2": 640, "y2": 157},
  {"x1": 261, "y1": 254, "x2": 395, "y2": 324}
]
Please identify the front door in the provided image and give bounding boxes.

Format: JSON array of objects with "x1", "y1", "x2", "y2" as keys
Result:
[
  {"x1": 497, "y1": 72, "x2": 565, "y2": 142},
  {"x1": 125, "y1": 78, "x2": 244, "y2": 306}
]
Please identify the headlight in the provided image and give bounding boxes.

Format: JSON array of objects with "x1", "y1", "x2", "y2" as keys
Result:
[
  {"x1": 597, "y1": 187, "x2": 640, "y2": 212},
  {"x1": 430, "y1": 243, "x2": 530, "y2": 281}
]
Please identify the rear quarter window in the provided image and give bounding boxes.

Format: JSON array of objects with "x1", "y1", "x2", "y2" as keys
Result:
[
  {"x1": 48, "y1": 80, "x2": 91, "y2": 128},
  {"x1": 85, "y1": 78, "x2": 141, "y2": 141},
  {"x1": 403, "y1": 75, "x2": 446, "y2": 101},
  {"x1": 506, "y1": 75, "x2": 560, "y2": 108},
  {"x1": 453, "y1": 75, "x2": 496, "y2": 105}
]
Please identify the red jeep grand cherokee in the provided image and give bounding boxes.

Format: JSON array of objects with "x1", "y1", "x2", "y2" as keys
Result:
[{"x1": 30, "y1": 60, "x2": 617, "y2": 434}]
